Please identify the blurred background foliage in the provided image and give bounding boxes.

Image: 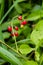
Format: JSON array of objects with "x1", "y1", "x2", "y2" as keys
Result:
[{"x1": 0, "y1": 0, "x2": 43, "y2": 65}]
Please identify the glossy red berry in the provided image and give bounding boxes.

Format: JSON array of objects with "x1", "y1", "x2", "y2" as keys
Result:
[
  {"x1": 22, "y1": 20, "x2": 27, "y2": 25},
  {"x1": 21, "y1": 20, "x2": 27, "y2": 25},
  {"x1": 14, "y1": 32, "x2": 18, "y2": 37},
  {"x1": 8, "y1": 26, "x2": 12, "y2": 32},
  {"x1": 18, "y1": 16, "x2": 22, "y2": 20},
  {"x1": 15, "y1": 26, "x2": 19, "y2": 31}
]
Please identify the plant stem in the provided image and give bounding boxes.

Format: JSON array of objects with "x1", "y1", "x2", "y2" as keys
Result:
[
  {"x1": 10, "y1": 16, "x2": 18, "y2": 52},
  {"x1": 14, "y1": 36, "x2": 18, "y2": 52}
]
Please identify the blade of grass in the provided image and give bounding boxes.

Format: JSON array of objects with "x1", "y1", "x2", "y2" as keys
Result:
[
  {"x1": 0, "y1": 46, "x2": 23, "y2": 65},
  {"x1": 0, "y1": 40, "x2": 28, "y2": 61},
  {"x1": 0, "y1": 1, "x2": 19, "y2": 24}
]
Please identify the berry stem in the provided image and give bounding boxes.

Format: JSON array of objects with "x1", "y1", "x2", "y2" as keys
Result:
[
  {"x1": 14, "y1": 36, "x2": 18, "y2": 52},
  {"x1": 11, "y1": 20, "x2": 18, "y2": 52}
]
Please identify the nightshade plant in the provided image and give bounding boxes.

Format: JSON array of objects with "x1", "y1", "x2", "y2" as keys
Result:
[{"x1": 0, "y1": 0, "x2": 43, "y2": 65}]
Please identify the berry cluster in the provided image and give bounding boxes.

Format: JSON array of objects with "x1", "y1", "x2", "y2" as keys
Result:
[
  {"x1": 8, "y1": 26, "x2": 19, "y2": 37},
  {"x1": 8, "y1": 16, "x2": 27, "y2": 37},
  {"x1": 18, "y1": 16, "x2": 27, "y2": 28}
]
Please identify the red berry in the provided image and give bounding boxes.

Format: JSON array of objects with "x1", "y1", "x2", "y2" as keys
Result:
[
  {"x1": 23, "y1": 20, "x2": 27, "y2": 25},
  {"x1": 21, "y1": 22, "x2": 24, "y2": 25},
  {"x1": 11, "y1": 33, "x2": 14, "y2": 36},
  {"x1": 8, "y1": 26, "x2": 12, "y2": 32},
  {"x1": 18, "y1": 16, "x2": 22, "y2": 20},
  {"x1": 14, "y1": 32, "x2": 18, "y2": 37},
  {"x1": 15, "y1": 26, "x2": 18, "y2": 30},
  {"x1": 21, "y1": 20, "x2": 27, "y2": 25}
]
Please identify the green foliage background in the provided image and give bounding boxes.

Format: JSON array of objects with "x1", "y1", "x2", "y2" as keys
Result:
[{"x1": 0, "y1": 0, "x2": 43, "y2": 65}]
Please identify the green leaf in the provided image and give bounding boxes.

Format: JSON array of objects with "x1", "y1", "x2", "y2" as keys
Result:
[
  {"x1": 26, "y1": 9, "x2": 43, "y2": 21},
  {"x1": 20, "y1": 2, "x2": 31, "y2": 10},
  {"x1": 16, "y1": 0, "x2": 24, "y2": 2},
  {"x1": 0, "y1": 26, "x2": 4, "y2": 42},
  {"x1": 21, "y1": 59, "x2": 38, "y2": 65},
  {"x1": 32, "y1": 5, "x2": 41, "y2": 12},
  {"x1": 0, "y1": 46, "x2": 23, "y2": 65},
  {"x1": 35, "y1": 51, "x2": 40, "y2": 61},
  {"x1": 1, "y1": 19, "x2": 19, "y2": 30},
  {"x1": 17, "y1": 39, "x2": 32, "y2": 44},
  {"x1": 26, "y1": 10, "x2": 41, "y2": 21},
  {"x1": 19, "y1": 44, "x2": 33, "y2": 55},
  {"x1": 31, "y1": 20, "x2": 43, "y2": 46},
  {"x1": 23, "y1": 26, "x2": 31, "y2": 37},
  {"x1": 23, "y1": 60, "x2": 38, "y2": 65},
  {"x1": 0, "y1": 26, "x2": 6, "y2": 48},
  {"x1": 40, "y1": 54, "x2": 43, "y2": 65},
  {"x1": 3, "y1": 32, "x2": 10, "y2": 39},
  {"x1": 15, "y1": 4, "x2": 22, "y2": 14}
]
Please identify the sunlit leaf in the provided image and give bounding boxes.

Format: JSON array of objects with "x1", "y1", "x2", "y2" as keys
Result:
[
  {"x1": 31, "y1": 20, "x2": 43, "y2": 47},
  {"x1": 19, "y1": 44, "x2": 33, "y2": 55}
]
